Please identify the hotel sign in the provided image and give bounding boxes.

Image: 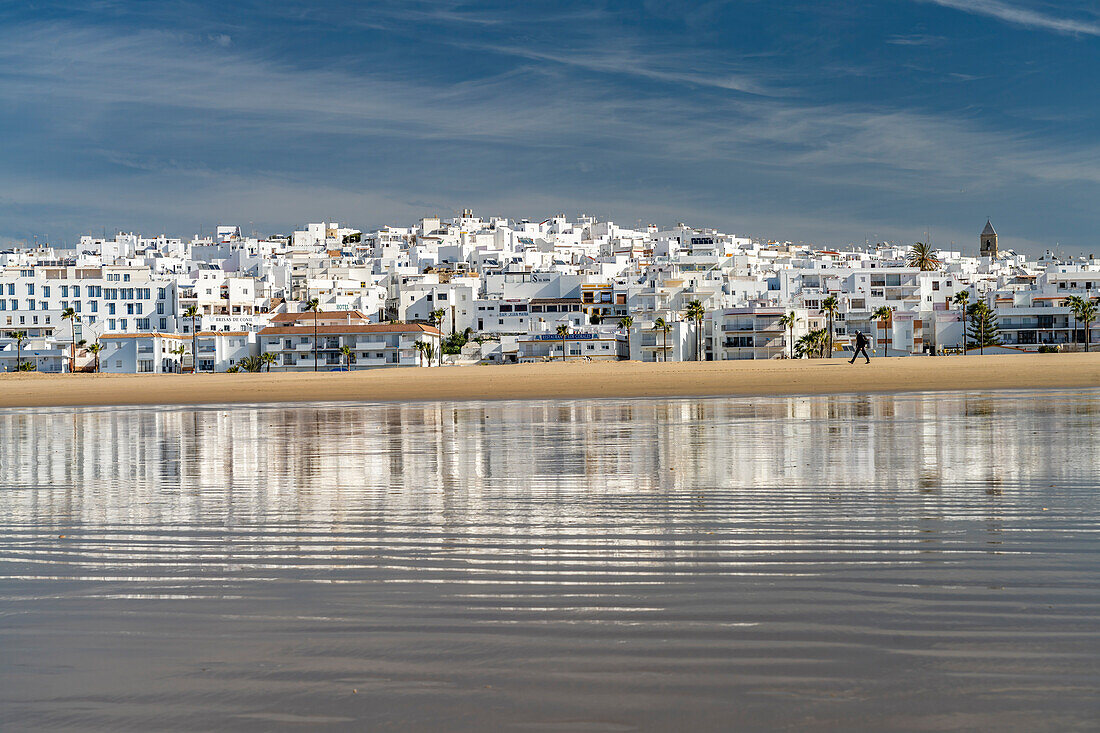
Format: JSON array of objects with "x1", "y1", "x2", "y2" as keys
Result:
[{"x1": 533, "y1": 333, "x2": 597, "y2": 341}]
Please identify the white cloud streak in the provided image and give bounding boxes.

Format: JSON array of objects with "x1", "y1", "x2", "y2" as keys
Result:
[{"x1": 918, "y1": 0, "x2": 1100, "y2": 36}]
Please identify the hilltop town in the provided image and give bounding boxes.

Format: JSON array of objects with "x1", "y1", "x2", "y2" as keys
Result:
[{"x1": 1, "y1": 212, "x2": 1096, "y2": 373}]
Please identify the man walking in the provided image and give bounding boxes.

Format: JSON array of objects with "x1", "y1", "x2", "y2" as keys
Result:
[{"x1": 849, "y1": 330, "x2": 871, "y2": 364}]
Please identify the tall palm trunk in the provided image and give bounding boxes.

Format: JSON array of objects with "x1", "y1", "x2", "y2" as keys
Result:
[
  {"x1": 313, "y1": 318, "x2": 319, "y2": 371},
  {"x1": 960, "y1": 306, "x2": 966, "y2": 351},
  {"x1": 191, "y1": 314, "x2": 198, "y2": 372}
]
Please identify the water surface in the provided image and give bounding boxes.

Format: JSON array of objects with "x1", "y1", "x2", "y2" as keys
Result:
[{"x1": 1, "y1": 392, "x2": 1098, "y2": 731}]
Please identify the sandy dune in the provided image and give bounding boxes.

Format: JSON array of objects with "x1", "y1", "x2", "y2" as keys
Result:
[{"x1": 1, "y1": 352, "x2": 1098, "y2": 408}]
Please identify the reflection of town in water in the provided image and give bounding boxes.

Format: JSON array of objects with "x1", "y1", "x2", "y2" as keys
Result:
[{"x1": 1, "y1": 392, "x2": 1095, "y2": 531}]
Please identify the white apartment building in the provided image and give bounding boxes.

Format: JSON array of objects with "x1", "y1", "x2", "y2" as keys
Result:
[
  {"x1": 258, "y1": 311, "x2": 441, "y2": 370},
  {"x1": 0, "y1": 265, "x2": 178, "y2": 339},
  {"x1": 99, "y1": 333, "x2": 190, "y2": 373}
]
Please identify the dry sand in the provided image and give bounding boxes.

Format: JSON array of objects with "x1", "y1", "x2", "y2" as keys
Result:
[{"x1": 1, "y1": 352, "x2": 1098, "y2": 408}]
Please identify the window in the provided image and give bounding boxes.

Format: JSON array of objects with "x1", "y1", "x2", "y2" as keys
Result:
[
  {"x1": 108, "y1": 304, "x2": 115, "y2": 315},
  {"x1": 109, "y1": 319, "x2": 116, "y2": 330},
  {"x1": 74, "y1": 302, "x2": 81, "y2": 313},
  {"x1": 72, "y1": 285, "x2": 80, "y2": 297},
  {"x1": 159, "y1": 318, "x2": 166, "y2": 329},
  {"x1": 138, "y1": 360, "x2": 154, "y2": 372},
  {"x1": 156, "y1": 303, "x2": 164, "y2": 314},
  {"x1": 137, "y1": 318, "x2": 150, "y2": 330},
  {"x1": 27, "y1": 284, "x2": 34, "y2": 295},
  {"x1": 91, "y1": 301, "x2": 98, "y2": 313},
  {"x1": 123, "y1": 274, "x2": 130, "y2": 282},
  {"x1": 42, "y1": 286, "x2": 50, "y2": 297},
  {"x1": 120, "y1": 319, "x2": 128, "y2": 330},
  {"x1": 107, "y1": 273, "x2": 120, "y2": 282}
]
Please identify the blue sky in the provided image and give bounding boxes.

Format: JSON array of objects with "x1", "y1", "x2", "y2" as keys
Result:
[{"x1": 2, "y1": 0, "x2": 1100, "y2": 253}]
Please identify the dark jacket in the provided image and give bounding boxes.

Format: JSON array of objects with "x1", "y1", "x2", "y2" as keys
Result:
[{"x1": 854, "y1": 332, "x2": 869, "y2": 349}]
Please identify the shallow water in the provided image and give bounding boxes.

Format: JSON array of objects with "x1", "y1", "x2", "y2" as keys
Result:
[{"x1": 0, "y1": 391, "x2": 1098, "y2": 732}]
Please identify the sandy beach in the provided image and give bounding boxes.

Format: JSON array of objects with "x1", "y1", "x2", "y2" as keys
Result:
[{"x1": 1, "y1": 352, "x2": 1098, "y2": 408}]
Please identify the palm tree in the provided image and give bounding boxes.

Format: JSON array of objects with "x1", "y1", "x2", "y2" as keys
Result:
[
  {"x1": 260, "y1": 351, "x2": 277, "y2": 372},
  {"x1": 62, "y1": 307, "x2": 79, "y2": 373},
  {"x1": 872, "y1": 305, "x2": 892, "y2": 358},
  {"x1": 906, "y1": 242, "x2": 941, "y2": 270},
  {"x1": 1079, "y1": 298, "x2": 1097, "y2": 352},
  {"x1": 820, "y1": 295, "x2": 839, "y2": 359},
  {"x1": 795, "y1": 328, "x2": 827, "y2": 358},
  {"x1": 11, "y1": 330, "x2": 28, "y2": 372},
  {"x1": 684, "y1": 299, "x2": 706, "y2": 361},
  {"x1": 778, "y1": 311, "x2": 797, "y2": 359},
  {"x1": 168, "y1": 344, "x2": 186, "y2": 372},
  {"x1": 618, "y1": 315, "x2": 634, "y2": 360},
  {"x1": 413, "y1": 339, "x2": 430, "y2": 367},
  {"x1": 952, "y1": 291, "x2": 970, "y2": 352},
  {"x1": 184, "y1": 305, "x2": 199, "y2": 371},
  {"x1": 239, "y1": 355, "x2": 265, "y2": 372},
  {"x1": 654, "y1": 317, "x2": 672, "y2": 362},
  {"x1": 429, "y1": 308, "x2": 446, "y2": 365},
  {"x1": 88, "y1": 342, "x2": 103, "y2": 373},
  {"x1": 1065, "y1": 295, "x2": 1083, "y2": 349},
  {"x1": 305, "y1": 298, "x2": 320, "y2": 371},
  {"x1": 556, "y1": 323, "x2": 570, "y2": 361},
  {"x1": 340, "y1": 344, "x2": 353, "y2": 370}
]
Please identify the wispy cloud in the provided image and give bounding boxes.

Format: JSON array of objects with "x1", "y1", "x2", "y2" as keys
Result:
[
  {"x1": 918, "y1": 0, "x2": 1100, "y2": 36},
  {"x1": 454, "y1": 41, "x2": 776, "y2": 96},
  {"x1": 885, "y1": 33, "x2": 945, "y2": 46}
]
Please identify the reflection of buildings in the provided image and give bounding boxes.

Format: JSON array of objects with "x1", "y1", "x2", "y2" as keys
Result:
[{"x1": 0, "y1": 393, "x2": 1095, "y2": 536}]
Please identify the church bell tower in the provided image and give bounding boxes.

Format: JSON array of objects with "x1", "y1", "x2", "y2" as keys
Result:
[{"x1": 980, "y1": 219, "x2": 998, "y2": 258}]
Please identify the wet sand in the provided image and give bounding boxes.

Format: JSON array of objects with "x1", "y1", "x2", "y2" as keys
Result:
[
  {"x1": 1, "y1": 352, "x2": 1099, "y2": 407},
  {"x1": 1, "y1": 393, "x2": 1097, "y2": 731}
]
